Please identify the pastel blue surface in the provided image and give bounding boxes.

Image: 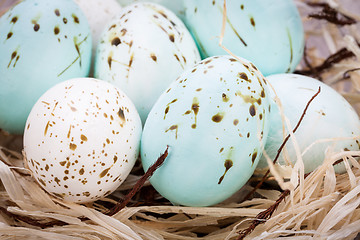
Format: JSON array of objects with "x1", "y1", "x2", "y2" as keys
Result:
[
  {"x1": 0, "y1": 0, "x2": 92, "y2": 134},
  {"x1": 257, "y1": 73, "x2": 360, "y2": 173},
  {"x1": 141, "y1": 55, "x2": 271, "y2": 206},
  {"x1": 183, "y1": 0, "x2": 304, "y2": 76}
]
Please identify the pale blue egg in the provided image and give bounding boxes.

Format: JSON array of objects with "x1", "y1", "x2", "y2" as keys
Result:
[
  {"x1": 257, "y1": 73, "x2": 360, "y2": 173},
  {"x1": 0, "y1": 0, "x2": 92, "y2": 134},
  {"x1": 141, "y1": 55, "x2": 271, "y2": 207},
  {"x1": 94, "y1": 2, "x2": 200, "y2": 125},
  {"x1": 183, "y1": 0, "x2": 304, "y2": 76}
]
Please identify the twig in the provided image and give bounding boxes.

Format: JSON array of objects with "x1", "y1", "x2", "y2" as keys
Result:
[
  {"x1": 238, "y1": 190, "x2": 290, "y2": 239},
  {"x1": 342, "y1": 68, "x2": 360, "y2": 80},
  {"x1": 243, "y1": 87, "x2": 321, "y2": 201},
  {"x1": 238, "y1": 172, "x2": 313, "y2": 240},
  {"x1": 295, "y1": 47, "x2": 355, "y2": 78},
  {"x1": 307, "y1": 2, "x2": 357, "y2": 25},
  {"x1": 106, "y1": 146, "x2": 169, "y2": 216}
]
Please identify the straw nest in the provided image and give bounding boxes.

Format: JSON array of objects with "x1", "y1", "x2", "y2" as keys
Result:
[{"x1": 1, "y1": 0, "x2": 360, "y2": 239}]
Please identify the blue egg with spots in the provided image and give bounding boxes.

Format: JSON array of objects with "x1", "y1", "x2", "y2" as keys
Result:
[
  {"x1": 141, "y1": 55, "x2": 271, "y2": 207},
  {"x1": 183, "y1": 0, "x2": 304, "y2": 76},
  {"x1": 0, "y1": 0, "x2": 92, "y2": 134}
]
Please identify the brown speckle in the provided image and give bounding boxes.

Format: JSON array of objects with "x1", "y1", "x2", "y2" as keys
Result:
[
  {"x1": 250, "y1": 17, "x2": 255, "y2": 27},
  {"x1": 169, "y1": 34, "x2": 175, "y2": 42},
  {"x1": 11, "y1": 16, "x2": 18, "y2": 24},
  {"x1": 218, "y1": 159, "x2": 233, "y2": 184},
  {"x1": 54, "y1": 26, "x2": 60, "y2": 35},
  {"x1": 54, "y1": 177, "x2": 61, "y2": 186},
  {"x1": 69, "y1": 143, "x2": 77, "y2": 151},
  {"x1": 72, "y1": 14, "x2": 79, "y2": 24},
  {"x1": 251, "y1": 151, "x2": 258, "y2": 165},
  {"x1": 249, "y1": 105, "x2": 256, "y2": 116},
  {"x1": 83, "y1": 191, "x2": 90, "y2": 197},
  {"x1": 238, "y1": 72, "x2": 249, "y2": 81},
  {"x1": 100, "y1": 168, "x2": 110, "y2": 178},
  {"x1": 212, "y1": 113, "x2": 224, "y2": 123},
  {"x1": 233, "y1": 119, "x2": 239, "y2": 126},
  {"x1": 55, "y1": 9, "x2": 60, "y2": 16},
  {"x1": 44, "y1": 121, "x2": 50, "y2": 136},
  {"x1": 111, "y1": 37, "x2": 121, "y2": 46},
  {"x1": 261, "y1": 89, "x2": 265, "y2": 98},
  {"x1": 250, "y1": 63, "x2": 258, "y2": 71},
  {"x1": 118, "y1": 108, "x2": 125, "y2": 121},
  {"x1": 79, "y1": 168, "x2": 84, "y2": 175},
  {"x1": 108, "y1": 56, "x2": 112, "y2": 69},
  {"x1": 222, "y1": 93, "x2": 229, "y2": 102},
  {"x1": 7, "y1": 32, "x2": 13, "y2": 39},
  {"x1": 81, "y1": 134, "x2": 87, "y2": 141},
  {"x1": 166, "y1": 125, "x2": 178, "y2": 138},
  {"x1": 150, "y1": 53, "x2": 157, "y2": 62}
]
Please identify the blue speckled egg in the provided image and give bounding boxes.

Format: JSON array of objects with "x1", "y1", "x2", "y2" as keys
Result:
[
  {"x1": 183, "y1": 0, "x2": 304, "y2": 76},
  {"x1": 94, "y1": 2, "x2": 200, "y2": 124},
  {"x1": 257, "y1": 73, "x2": 360, "y2": 173},
  {"x1": 0, "y1": 0, "x2": 92, "y2": 134},
  {"x1": 141, "y1": 55, "x2": 271, "y2": 207}
]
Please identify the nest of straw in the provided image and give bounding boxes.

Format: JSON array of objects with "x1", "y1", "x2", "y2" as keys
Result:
[{"x1": 1, "y1": 0, "x2": 360, "y2": 239}]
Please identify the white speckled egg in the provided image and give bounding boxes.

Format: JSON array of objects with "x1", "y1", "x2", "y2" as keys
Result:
[
  {"x1": 141, "y1": 55, "x2": 271, "y2": 207},
  {"x1": 183, "y1": 0, "x2": 304, "y2": 76},
  {"x1": 24, "y1": 78, "x2": 142, "y2": 203},
  {"x1": 94, "y1": 2, "x2": 200, "y2": 124},
  {"x1": 74, "y1": 0, "x2": 122, "y2": 56},
  {"x1": 0, "y1": 0, "x2": 92, "y2": 134},
  {"x1": 257, "y1": 74, "x2": 360, "y2": 173}
]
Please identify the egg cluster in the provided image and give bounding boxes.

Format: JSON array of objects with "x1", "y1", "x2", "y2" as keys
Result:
[{"x1": 0, "y1": 0, "x2": 359, "y2": 206}]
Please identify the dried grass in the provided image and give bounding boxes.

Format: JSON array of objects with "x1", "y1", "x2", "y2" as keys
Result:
[{"x1": 1, "y1": 0, "x2": 360, "y2": 239}]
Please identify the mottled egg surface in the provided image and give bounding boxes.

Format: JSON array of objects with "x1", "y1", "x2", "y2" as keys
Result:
[
  {"x1": 117, "y1": 0, "x2": 186, "y2": 20},
  {"x1": 183, "y1": 0, "x2": 304, "y2": 76},
  {"x1": 24, "y1": 78, "x2": 142, "y2": 203},
  {"x1": 141, "y1": 55, "x2": 271, "y2": 207},
  {"x1": 0, "y1": 0, "x2": 92, "y2": 134},
  {"x1": 95, "y1": 2, "x2": 200, "y2": 124},
  {"x1": 74, "y1": 0, "x2": 122, "y2": 57},
  {"x1": 257, "y1": 74, "x2": 360, "y2": 173}
]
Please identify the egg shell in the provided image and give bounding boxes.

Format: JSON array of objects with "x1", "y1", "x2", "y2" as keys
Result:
[
  {"x1": 141, "y1": 55, "x2": 271, "y2": 207},
  {"x1": 94, "y1": 2, "x2": 200, "y2": 124},
  {"x1": 117, "y1": 0, "x2": 186, "y2": 20},
  {"x1": 0, "y1": 0, "x2": 92, "y2": 134},
  {"x1": 183, "y1": 0, "x2": 304, "y2": 76},
  {"x1": 24, "y1": 78, "x2": 142, "y2": 203},
  {"x1": 74, "y1": 0, "x2": 122, "y2": 57},
  {"x1": 257, "y1": 73, "x2": 360, "y2": 173}
]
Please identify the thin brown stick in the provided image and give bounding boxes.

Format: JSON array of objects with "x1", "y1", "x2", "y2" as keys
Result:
[
  {"x1": 307, "y1": 2, "x2": 357, "y2": 25},
  {"x1": 106, "y1": 146, "x2": 169, "y2": 216},
  {"x1": 243, "y1": 87, "x2": 321, "y2": 201},
  {"x1": 295, "y1": 47, "x2": 355, "y2": 77},
  {"x1": 237, "y1": 189, "x2": 290, "y2": 239},
  {"x1": 342, "y1": 68, "x2": 360, "y2": 80}
]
